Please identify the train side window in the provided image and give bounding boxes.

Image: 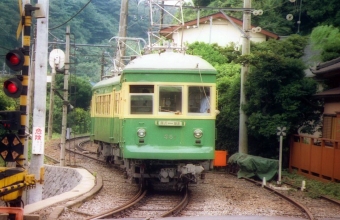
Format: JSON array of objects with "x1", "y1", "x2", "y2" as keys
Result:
[
  {"x1": 130, "y1": 95, "x2": 153, "y2": 114},
  {"x1": 188, "y1": 86, "x2": 211, "y2": 113},
  {"x1": 130, "y1": 85, "x2": 154, "y2": 93},
  {"x1": 159, "y1": 86, "x2": 182, "y2": 113},
  {"x1": 95, "y1": 94, "x2": 111, "y2": 115},
  {"x1": 114, "y1": 92, "x2": 120, "y2": 114},
  {"x1": 130, "y1": 85, "x2": 154, "y2": 114}
]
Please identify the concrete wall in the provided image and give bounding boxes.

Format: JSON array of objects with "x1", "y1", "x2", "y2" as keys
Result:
[
  {"x1": 172, "y1": 19, "x2": 267, "y2": 47},
  {"x1": 42, "y1": 165, "x2": 83, "y2": 199}
]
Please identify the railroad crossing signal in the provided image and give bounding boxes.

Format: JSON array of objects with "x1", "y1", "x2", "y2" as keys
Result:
[
  {"x1": 0, "y1": 133, "x2": 23, "y2": 162},
  {"x1": 3, "y1": 77, "x2": 23, "y2": 98},
  {"x1": 0, "y1": 111, "x2": 21, "y2": 131},
  {"x1": 5, "y1": 49, "x2": 25, "y2": 71},
  {"x1": 276, "y1": 127, "x2": 286, "y2": 136}
]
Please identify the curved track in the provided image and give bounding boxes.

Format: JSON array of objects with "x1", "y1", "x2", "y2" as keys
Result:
[
  {"x1": 42, "y1": 138, "x2": 340, "y2": 219},
  {"x1": 85, "y1": 187, "x2": 147, "y2": 219},
  {"x1": 44, "y1": 136, "x2": 191, "y2": 219}
]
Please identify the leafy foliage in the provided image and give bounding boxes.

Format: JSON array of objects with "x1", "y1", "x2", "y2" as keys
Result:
[
  {"x1": 187, "y1": 36, "x2": 322, "y2": 158},
  {"x1": 310, "y1": 25, "x2": 340, "y2": 61},
  {"x1": 186, "y1": 42, "x2": 229, "y2": 65},
  {"x1": 47, "y1": 75, "x2": 92, "y2": 134},
  {"x1": 215, "y1": 63, "x2": 241, "y2": 153},
  {"x1": 242, "y1": 35, "x2": 322, "y2": 156}
]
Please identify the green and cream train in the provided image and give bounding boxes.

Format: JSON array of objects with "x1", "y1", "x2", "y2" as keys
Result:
[{"x1": 90, "y1": 51, "x2": 218, "y2": 190}]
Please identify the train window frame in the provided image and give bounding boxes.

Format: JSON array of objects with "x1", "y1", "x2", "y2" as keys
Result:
[
  {"x1": 95, "y1": 94, "x2": 112, "y2": 116},
  {"x1": 129, "y1": 85, "x2": 155, "y2": 115},
  {"x1": 114, "y1": 92, "x2": 120, "y2": 115},
  {"x1": 188, "y1": 86, "x2": 211, "y2": 115},
  {"x1": 158, "y1": 86, "x2": 183, "y2": 114}
]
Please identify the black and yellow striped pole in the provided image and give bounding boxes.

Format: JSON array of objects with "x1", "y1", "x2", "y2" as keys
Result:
[
  {"x1": 6, "y1": 4, "x2": 34, "y2": 208},
  {"x1": 16, "y1": 4, "x2": 34, "y2": 168}
]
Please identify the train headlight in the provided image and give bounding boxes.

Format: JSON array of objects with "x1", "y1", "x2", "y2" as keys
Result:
[
  {"x1": 193, "y1": 129, "x2": 203, "y2": 139},
  {"x1": 137, "y1": 128, "x2": 146, "y2": 138}
]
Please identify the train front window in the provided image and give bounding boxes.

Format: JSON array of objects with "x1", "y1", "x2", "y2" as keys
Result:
[
  {"x1": 130, "y1": 85, "x2": 154, "y2": 114},
  {"x1": 159, "y1": 86, "x2": 182, "y2": 113},
  {"x1": 188, "y1": 86, "x2": 211, "y2": 113}
]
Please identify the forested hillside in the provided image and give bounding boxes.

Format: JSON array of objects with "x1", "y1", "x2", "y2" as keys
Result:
[{"x1": 0, "y1": 0, "x2": 150, "y2": 81}]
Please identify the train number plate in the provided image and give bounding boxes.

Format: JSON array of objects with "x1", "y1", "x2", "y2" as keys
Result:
[{"x1": 156, "y1": 120, "x2": 184, "y2": 126}]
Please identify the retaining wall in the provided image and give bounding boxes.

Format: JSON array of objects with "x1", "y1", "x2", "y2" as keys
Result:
[{"x1": 43, "y1": 165, "x2": 83, "y2": 199}]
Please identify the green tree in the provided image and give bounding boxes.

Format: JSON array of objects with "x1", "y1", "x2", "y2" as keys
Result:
[
  {"x1": 47, "y1": 74, "x2": 92, "y2": 134},
  {"x1": 186, "y1": 42, "x2": 229, "y2": 65},
  {"x1": 310, "y1": 25, "x2": 340, "y2": 62},
  {"x1": 241, "y1": 35, "x2": 322, "y2": 157},
  {"x1": 215, "y1": 62, "x2": 241, "y2": 153},
  {"x1": 187, "y1": 36, "x2": 322, "y2": 159},
  {"x1": 69, "y1": 75, "x2": 93, "y2": 110},
  {"x1": 67, "y1": 108, "x2": 90, "y2": 134}
]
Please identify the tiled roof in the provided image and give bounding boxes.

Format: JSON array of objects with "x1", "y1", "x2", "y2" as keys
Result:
[
  {"x1": 159, "y1": 12, "x2": 280, "y2": 40},
  {"x1": 314, "y1": 87, "x2": 340, "y2": 98},
  {"x1": 311, "y1": 57, "x2": 340, "y2": 77}
]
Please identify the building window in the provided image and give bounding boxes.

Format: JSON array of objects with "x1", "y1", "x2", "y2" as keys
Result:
[{"x1": 322, "y1": 115, "x2": 335, "y2": 139}]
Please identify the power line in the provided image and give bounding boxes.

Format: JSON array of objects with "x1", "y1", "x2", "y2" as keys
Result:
[{"x1": 49, "y1": 0, "x2": 93, "y2": 30}]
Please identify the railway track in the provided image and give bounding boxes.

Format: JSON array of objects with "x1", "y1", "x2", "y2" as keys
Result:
[
  {"x1": 84, "y1": 188, "x2": 188, "y2": 219},
  {"x1": 43, "y1": 137, "x2": 191, "y2": 219},
  {"x1": 41, "y1": 137, "x2": 340, "y2": 219},
  {"x1": 280, "y1": 181, "x2": 340, "y2": 219},
  {"x1": 84, "y1": 186, "x2": 148, "y2": 219},
  {"x1": 227, "y1": 170, "x2": 340, "y2": 220}
]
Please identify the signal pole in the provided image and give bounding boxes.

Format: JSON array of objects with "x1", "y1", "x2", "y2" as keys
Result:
[
  {"x1": 60, "y1": 26, "x2": 70, "y2": 167},
  {"x1": 238, "y1": 0, "x2": 251, "y2": 154}
]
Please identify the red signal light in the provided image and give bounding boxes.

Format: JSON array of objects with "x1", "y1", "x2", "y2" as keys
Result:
[
  {"x1": 3, "y1": 77, "x2": 22, "y2": 98},
  {"x1": 5, "y1": 49, "x2": 25, "y2": 71},
  {"x1": 8, "y1": 54, "x2": 20, "y2": 65},
  {"x1": 5, "y1": 81, "x2": 19, "y2": 93}
]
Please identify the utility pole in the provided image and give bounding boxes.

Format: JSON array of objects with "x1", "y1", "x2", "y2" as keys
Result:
[
  {"x1": 238, "y1": 0, "x2": 251, "y2": 154},
  {"x1": 47, "y1": 65, "x2": 56, "y2": 140},
  {"x1": 60, "y1": 26, "x2": 70, "y2": 167},
  {"x1": 101, "y1": 51, "x2": 105, "y2": 79},
  {"x1": 48, "y1": 49, "x2": 65, "y2": 140},
  {"x1": 28, "y1": 0, "x2": 49, "y2": 204},
  {"x1": 116, "y1": 0, "x2": 128, "y2": 69}
]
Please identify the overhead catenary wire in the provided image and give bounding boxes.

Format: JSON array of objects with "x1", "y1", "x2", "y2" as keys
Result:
[{"x1": 49, "y1": 0, "x2": 93, "y2": 30}]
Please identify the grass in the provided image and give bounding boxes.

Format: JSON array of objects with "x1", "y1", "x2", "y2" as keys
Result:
[{"x1": 282, "y1": 170, "x2": 340, "y2": 200}]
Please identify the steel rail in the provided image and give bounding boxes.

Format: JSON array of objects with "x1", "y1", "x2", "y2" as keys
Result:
[
  {"x1": 86, "y1": 186, "x2": 148, "y2": 220},
  {"x1": 241, "y1": 177, "x2": 313, "y2": 220},
  {"x1": 159, "y1": 188, "x2": 189, "y2": 217},
  {"x1": 283, "y1": 181, "x2": 340, "y2": 210}
]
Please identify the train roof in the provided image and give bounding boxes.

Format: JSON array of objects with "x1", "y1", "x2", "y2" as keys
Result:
[
  {"x1": 123, "y1": 51, "x2": 216, "y2": 72},
  {"x1": 92, "y1": 75, "x2": 121, "y2": 90}
]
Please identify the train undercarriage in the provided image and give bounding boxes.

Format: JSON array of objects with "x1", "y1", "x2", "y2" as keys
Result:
[{"x1": 96, "y1": 142, "x2": 210, "y2": 191}]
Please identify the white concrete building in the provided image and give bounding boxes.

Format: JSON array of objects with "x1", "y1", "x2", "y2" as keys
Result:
[{"x1": 160, "y1": 12, "x2": 279, "y2": 47}]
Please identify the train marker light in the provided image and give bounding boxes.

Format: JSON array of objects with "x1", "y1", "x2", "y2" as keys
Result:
[
  {"x1": 3, "y1": 77, "x2": 23, "y2": 98},
  {"x1": 5, "y1": 49, "x2": 25, "y2": 71}
]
